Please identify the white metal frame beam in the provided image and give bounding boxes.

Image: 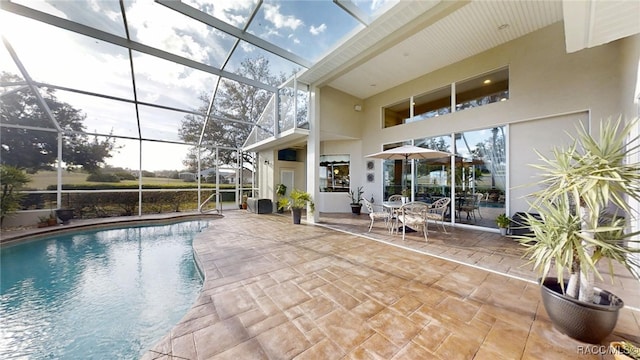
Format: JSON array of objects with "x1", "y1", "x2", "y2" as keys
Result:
[{"x1": 0, "y1": 1, "x2": 277, "y2": 93}]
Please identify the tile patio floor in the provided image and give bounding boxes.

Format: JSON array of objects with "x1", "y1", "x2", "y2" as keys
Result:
[{"x1": 140, "y1": 210, "x2": 640, "y2": 360}]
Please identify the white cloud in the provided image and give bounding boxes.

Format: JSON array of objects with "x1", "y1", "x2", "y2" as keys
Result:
[
  {"x1": 289, "y1": 34, "x2": 300, "y2": 45},
  {"x1": 310, "y1": 24, "x2": 327, "y2": 36},
  {"x1": 262, "y1": 4, "x2": 303, "y2": 30},
  {"x1": 187, "y1": 0, "x2": 257, "y2": 28}
]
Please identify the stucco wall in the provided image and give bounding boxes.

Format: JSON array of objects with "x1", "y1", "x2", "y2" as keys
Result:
[
  {"x1": 319, "y1": 86, "x2": 364, "y2": 140},
  {"x1": 619, "y1": 33, "x2": 640, "y2": 118}
]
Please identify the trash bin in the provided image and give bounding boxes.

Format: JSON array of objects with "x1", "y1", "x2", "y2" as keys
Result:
[
  {"x1": 247, "y1": 198, "x2": 272, "y2": 214},
  {"x1": 510, "y1": 212, "x2": 542, "y2": 236}
]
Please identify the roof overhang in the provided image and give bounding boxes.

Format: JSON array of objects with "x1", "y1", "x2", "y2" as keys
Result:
[{"x1": 242, "y1": 127, "x2": 309, "y2": 153}]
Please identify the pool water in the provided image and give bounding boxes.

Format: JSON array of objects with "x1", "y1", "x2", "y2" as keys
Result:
[{"x1": 0, "y1": 220, "x2": 209, "y2": 359}]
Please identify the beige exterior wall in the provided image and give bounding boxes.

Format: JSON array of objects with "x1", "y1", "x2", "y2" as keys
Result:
[
  {"x1": 619, "y1": 33, "x2": 640, "y2": 118},
  {"x1": 319, "y1": 86, "x2": 363, "y2": 140},
  {"x1": 317, "y1": 22, "x2": 636, "y2": 217}
]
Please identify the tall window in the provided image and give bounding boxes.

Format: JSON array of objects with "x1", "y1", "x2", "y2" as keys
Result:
[
  {"x1": 454, "y1": 126, "x2": 506, "y2": 228},
  {"x1": 319, "y1": 155, "x2": 350, "y2": 192},
  {"x1": 413, "y1": 136, "x2": 453, "y2": 201}
]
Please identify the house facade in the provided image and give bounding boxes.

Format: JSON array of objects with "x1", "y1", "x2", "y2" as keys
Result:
[{"x1": 249, "y1": 21, "x2": 640, "y2": 233}]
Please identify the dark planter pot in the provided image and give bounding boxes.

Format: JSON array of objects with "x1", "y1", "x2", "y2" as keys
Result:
[
  {"x1": 55, "y1": 208, "x2": 74, "y2": 225},
  {"x1": 351, "y1": 204, "x2": 362, "y2": 215},
  {"x1": 292, "y1": 208, "x2": 302, "y2": 224},
  {"x1": 540, "y1": 278, "x2": 624, "y2": 344}
]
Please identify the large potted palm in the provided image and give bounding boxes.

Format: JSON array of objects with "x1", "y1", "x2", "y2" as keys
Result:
[
  {"x1": 277, "y1": 188, "x2": 315, "y2": 224},
  {"x1": 516, "y1": 117, "x2": 640, "y2": 344}
]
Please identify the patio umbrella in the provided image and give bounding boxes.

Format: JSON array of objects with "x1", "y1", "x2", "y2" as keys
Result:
[{"x1": 366, "y1": 145, "x2": 451, "y2": 191}]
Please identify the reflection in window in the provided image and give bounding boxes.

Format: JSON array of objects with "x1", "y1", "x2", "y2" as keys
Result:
[
  {"x1": 455, "y1": 67, "x2": 509, "y2": 111},
  {"x1": 454, "y1": 126, "x2": 506, "y2": 228},
  {"x1": 320, "y1": 155, "x2": 350, "y2": 192},
  {"x1": 382, "y1": 67, "x2": 509, "y2": 128},
  {"x1": 414, "y1": 136, "x2": 452, "y2": 201},
  {"x1": 382, "y1": 141, "x2": 410, "y2": 199},
  {"x1": 383, "y1": 99, "x2": 410, "y2": 128},
  {"x1": 408, "y1": 86, "x2": 451, "y2": 124}
]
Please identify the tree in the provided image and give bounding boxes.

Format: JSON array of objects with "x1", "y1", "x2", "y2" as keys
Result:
[
  {"x1": 0, "y1": 72, "x2": 117, "y2": 173},
  {"x1": 178, "y1": 57, "x2": 287, "y2": 171},
  {"x1": 0, "y1": 165, "x2": 30, "y2": 225}
]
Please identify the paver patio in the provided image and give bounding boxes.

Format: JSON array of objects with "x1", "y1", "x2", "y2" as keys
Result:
[{"x1": 139, "y1": 211, "x2": 640, "y2": 359}]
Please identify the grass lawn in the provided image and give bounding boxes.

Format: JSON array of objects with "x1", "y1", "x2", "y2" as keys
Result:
[{"x1": 27, "y1": 171, "x2": 200, "y2": 190}]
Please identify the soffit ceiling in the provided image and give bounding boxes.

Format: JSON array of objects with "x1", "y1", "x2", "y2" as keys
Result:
[{"x1": 301, "y1": 0, "x2": 640, "y2": 100}]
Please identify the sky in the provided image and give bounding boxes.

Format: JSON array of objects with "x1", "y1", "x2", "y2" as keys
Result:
[{"x1": 0, "y1": 0, "x2": 395, "y2": 171}]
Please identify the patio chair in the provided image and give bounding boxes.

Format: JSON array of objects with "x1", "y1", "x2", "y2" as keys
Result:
[
  {"x1": 397, "y1": 202, "x2": 430, "y2": 241},
  {"x1": 386, "y1": 194, "x2": 403, "y2": 233},
  {"x1": 459, "y1": 193, "x2": 483, "y2": 221},
  {"x1": 425, "y1": 197, "x2": 450, "y2": 233},
  {"x1": 363, "y1": 199, "x2": 390, "y2": 232}
]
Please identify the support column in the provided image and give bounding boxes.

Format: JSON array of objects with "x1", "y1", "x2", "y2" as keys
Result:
[{"x1": 307, "y1": 85, "x2": 320, "y2": 223}]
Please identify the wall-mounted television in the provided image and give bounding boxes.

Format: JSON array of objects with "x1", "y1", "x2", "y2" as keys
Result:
[{"x1": 278, "y1": 148, "x2": 297, "y2": 161}]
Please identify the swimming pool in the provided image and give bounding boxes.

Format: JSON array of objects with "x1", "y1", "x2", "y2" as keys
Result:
[{"x1": 0, "y1": 220, "x2": 209, "y2": 359}]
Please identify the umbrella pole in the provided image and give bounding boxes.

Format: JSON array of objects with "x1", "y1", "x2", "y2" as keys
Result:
[{"x1": 403, "y1": 155, "x2": 408, "y2": 194}]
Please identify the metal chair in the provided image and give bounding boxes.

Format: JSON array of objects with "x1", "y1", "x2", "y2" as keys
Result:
[
  {"x1": 397, "y1": 201, "x2": 430, "y2": 241},
  {"x1": 425, "y1": 197, "x2": 451, "y2": 233},
  {"x1": 459, "y1": 193, "x2": 483, "y2": 221},
  {"x1": 362, "y1": 199, "x2": 390, "y2": 232}
]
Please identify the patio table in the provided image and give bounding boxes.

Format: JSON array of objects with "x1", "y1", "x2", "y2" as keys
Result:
[
  {"x1": 383, "y1": 201, "x2": 416, "y2": 234},
  {"x1": 382, "y1": 201, "x2": 402, "y2": 234}
]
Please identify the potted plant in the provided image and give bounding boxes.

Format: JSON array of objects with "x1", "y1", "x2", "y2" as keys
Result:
[
  {"x1": 277, "y1": 189, "x2": 315, "y2": 224},
  {"x1": 276, "y1": 183, "x2": 287, "y2": 213},
  {"x1": 37, "y1": 215, "x2": 50, "y2": 228},
  {"x1": 496, "y1": 213, "x2": 509, "y2": 235},
  {"x1": 515, "y1": 117, "x2": 640, "y2": 344},
  {"x1": 401, "y1": 188, "x2": 410, "y2": 204},
  {"x1": 47, "y1": 211, "x2": 57, "y2": 226},
  {"x1": 348, "y1": 186, "x2": 364, "y2": 215},
  {"x1": 241, "y1": 194, "x2": 248, "y2": 210},
  {"x1": 55, "y1": 208, "x2": 74, "y2": 225}
]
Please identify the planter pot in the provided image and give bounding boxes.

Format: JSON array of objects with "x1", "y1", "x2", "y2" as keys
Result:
[
  {"x1": 292, "y1": 208, "x2": 302, "y2": 224},
  {"x1": 499, "y1": 227, "x2": 507, "y2": 236},
  {"x1": 540, "y1": 278, "x2": 623, "y2": 344},
  {"x1": 350, "y1": 204, "x2": 362, "y2": 215},
  {"x1": 55, "y1": 208, "x2": 74, "y2": 225}
]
